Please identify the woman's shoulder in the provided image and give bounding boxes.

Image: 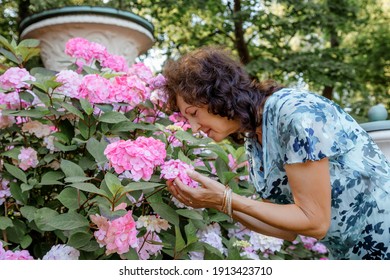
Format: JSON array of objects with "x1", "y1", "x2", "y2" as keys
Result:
[{"x1": 266, "y1": 87, "x2": 344, "y2": 117}]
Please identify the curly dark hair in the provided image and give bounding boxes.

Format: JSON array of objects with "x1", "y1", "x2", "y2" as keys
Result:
[{"x1": 162, "y1": 46, "x2": 283, "y2": 137}]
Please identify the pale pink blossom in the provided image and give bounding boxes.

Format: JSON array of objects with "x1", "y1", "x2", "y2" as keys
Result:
[
  {"x1": 90, "y1": 211, "x2": 138, "y2": 255},
  {"x1": 18, "y1": 147, "x2": 39, "y2": 170},
  {"x1": 55, "y1": 70, "x2": 83, "y2": 98},
  {"x1": 0, "y1": 109, "x2": 15, "y2": 129},
  {"x1": 136, "y1": 215, "x2": 171, "y2": 233},
  {"x1": 0, "y1": 177, "x2": 11, "y2": 206},
  {"x1": 0, "y1": 67, "x2": 35, "y2": 90},
  {"x1": 110, "y1": 75, "x2": 150, "y2": 107},
  {"x1": 0, "y1": 241, "x2": 34, "y2": 260},
  {"x1": 0, "y1": 91, "x2": 22, "y2": 109},
  {"x1": 79, "y1": 74, "x2": 111, "y2": 104},
  {"x1": 42, "y1": 244, "x2": 80, "y2": 260},
  {"x1": 104, "y1": 137, "x2": 166, "y2": 181},
  {"x1": 127, "y1": 62, "x2": 154, "y2": 83},
  {"x1": 148, "y1": 73, "x2": 166, "y2": 90},
  {"x1": 65, "y1": 37, "x2": 106, "y2": 64},
  {"x1": 22, "y1": 120, "x2": 52, "y2": 138},
  {"x1": 189, "y1": 223, "x2": 226, "y2": 260},
  {"x1": 160, "y1": 159, "x2": 199, "y2": 188},
  {"x1": 137, "y1": 233, "x2": 163, "y2": 260},
  {"x1": 101, "y1": 53, "x2": 129, "y2": 72}
]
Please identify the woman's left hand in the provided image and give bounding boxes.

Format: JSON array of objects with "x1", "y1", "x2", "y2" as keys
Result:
[{"x1": 166, "y1": 170, "x2": 225, "y2": 210}]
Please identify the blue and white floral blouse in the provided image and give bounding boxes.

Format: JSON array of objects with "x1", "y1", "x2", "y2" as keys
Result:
[{"x1": 245, "y1": 88, "x2": 390, "y2": 259}]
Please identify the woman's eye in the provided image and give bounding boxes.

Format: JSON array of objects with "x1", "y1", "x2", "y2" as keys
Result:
[{"x1": 190, "y1": 111, "x2": 197, "y2": 117}]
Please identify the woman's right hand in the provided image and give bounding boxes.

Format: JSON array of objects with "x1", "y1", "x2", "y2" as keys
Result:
[{"x1": 166, "y1": 169, "x2": 226, "y2": 210}]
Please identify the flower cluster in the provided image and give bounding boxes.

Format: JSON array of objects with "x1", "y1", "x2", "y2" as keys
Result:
[
  {"x1": 90, "y1": 211, "x2": 138, "y2": 256},
  {"x1": 0, "y1": 241, "x2": 33, "y2": 260},
  {"x1": 160, "y1": 159, "x2": 199, "y2": 188},
  {"x1": 65, "y1": 37, "x2": 128, "y2": 72},
  {"x1": 104, "y1": 137, "x2": 167, "y2": 181},
  {"x1": 42, "y1": 244, "x2": 80, "y2": 260}
]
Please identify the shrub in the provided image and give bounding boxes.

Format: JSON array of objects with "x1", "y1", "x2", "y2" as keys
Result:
[{"x1": 0, "y1": 35, "x2": 328, "y2": 260}]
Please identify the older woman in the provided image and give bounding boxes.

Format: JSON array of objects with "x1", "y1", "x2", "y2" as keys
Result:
[{"x1": 163, "y1": 46, "x2": 390, "y2": 259}]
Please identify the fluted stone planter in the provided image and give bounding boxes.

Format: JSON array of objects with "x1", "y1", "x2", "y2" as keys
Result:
[
  {"x1": 360, "y1": 104, "x2": 390, "y2": 160},
  {"x1": 19, "y1": 6, "x2": 154, "y2": 71}
]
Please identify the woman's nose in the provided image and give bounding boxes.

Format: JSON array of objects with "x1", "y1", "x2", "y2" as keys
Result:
[{"x1": 188, "y1": 119, "x2": 201, "y2": 133}]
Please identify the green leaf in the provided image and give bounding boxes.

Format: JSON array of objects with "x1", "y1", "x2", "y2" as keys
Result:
[
  {"x1": 176, "y1": 209, "x2": 203, "y2": 220},
  {"x1": 0, "y1": 217, "x2": 13, "y2": 230},
  {"x1": 60, "y1": 159, "x2": 85, "y2": 177},
  {"x1": 0, "y1": 47, "x2": 21, "y2": 64},
  {"x1": 18, "y1": 38, "x2": 40, "y2": 48},
  {"x1": 34, "y1": 208, "x2": 59, "y2": 231},
  {"x1": 175, "y1": 226, "x2": 186, "y2": 252},
  {"x1": 47, "y1": 212, "x2": 89, "y2": 230},
  {"x1": 59, "y1": 101, "x2": 84, "y2": 120},
  {"x1": 40, "y1": 171, "x2": 65, "y2": 185},
  {"x1": 184, "y1": 220, "x2": 199, "y2": 245},
  {"x1": 20, "y1": 206, "x2": 38, "y2": 222},
  {"x1": 149, "y1": 202, "x2": 179, "y2": 226},
  {"x1": 122, "y1": 182, "x2": 163, "y2": 193},
  {"x1": 111, "y1": 121, "x2": 158, "y2": 132},
  {"x1": 70, "y1": 182, "x2": 109, "y2": 197},
  {"x1": 67, "y1": 232, "x2": 92, "y2": 249},
  {"x1": 121, "y1": 248, "x2": 140, "y2": 260},
  {"x1": 79, "y1": 98, "x2": 94, "y2": 115},
  {"x1": 54, "y1": 142, "x2": 78, "y2": 152},
  {"x1": 20, "y1": 235, "x2": 33, "y2": 249},
  {"x1": 4, "y1": 163, "x2": 27, "y2": 183},
  {"x1": 86, "y1": 137, "x2": 108, "y2": 164},
  {"x1": 98, "y1": 111, "x2": 129, "y2": 123},
  {"x1": 9, "y1": 182, "x2": 28, "y2": 204},
  {"x1": 0, "y1": 34, "x2": 14, "y2": 50},
  {"x1": 57, "y1": 188, "x2": 87, "y2": 210},
  {"x1": 104, "y1": 173, "x2": 123, "y2": 196},
  {"x1": 64, "y1": 176, "x2": 93, "y2": 183},
  {"x1": 1, "y1": 147, "x2": 21, "y2": 159}
]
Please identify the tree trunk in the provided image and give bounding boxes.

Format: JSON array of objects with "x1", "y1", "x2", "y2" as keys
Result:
[
  {"x1": 18, "y1": 0, "x2": 31, "y2": 23},
  {"x1": 233, "y1": 0, "x2": 251, "y2": 65}
]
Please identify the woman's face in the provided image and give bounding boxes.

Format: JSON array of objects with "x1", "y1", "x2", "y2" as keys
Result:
[{"x1": 176, "y1": 95, "x2": 241, "y2": 142}]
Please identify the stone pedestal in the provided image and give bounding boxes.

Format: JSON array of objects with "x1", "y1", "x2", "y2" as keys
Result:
[{"x1": 19, "y1": 6, "x2": 154, "y2": 71}]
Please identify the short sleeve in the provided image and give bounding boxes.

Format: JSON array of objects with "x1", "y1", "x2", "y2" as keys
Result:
[{"x1": 277, "y1": 96, "x2": 357, "y2": 165}]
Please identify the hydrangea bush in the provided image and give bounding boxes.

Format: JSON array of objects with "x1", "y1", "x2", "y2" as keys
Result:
[{"x1": 0, "y1": 35, "x2": 328, "y2": 260}]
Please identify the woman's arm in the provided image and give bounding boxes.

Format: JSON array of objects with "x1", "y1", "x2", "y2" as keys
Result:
[
  {"x1": 167, "y1": 158, "x2": 331, "y2": 240},
  {"x1": 231, "y1": 158, "x2": 331, "y2": 239}
]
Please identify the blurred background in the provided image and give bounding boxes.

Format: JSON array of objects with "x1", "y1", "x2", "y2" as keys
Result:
[{"x1": 1, "y1": 0, "x2": 389, "y2": 121}]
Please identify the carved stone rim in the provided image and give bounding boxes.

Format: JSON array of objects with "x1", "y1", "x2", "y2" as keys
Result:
[{"x1": 19, "y1": 6, "x2": 154, "y2": 37}]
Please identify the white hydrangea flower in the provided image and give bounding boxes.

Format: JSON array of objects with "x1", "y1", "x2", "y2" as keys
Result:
[
  {"x1": 42, "y1": 244, "x2": 80, "y2": 260},
  {"x1": 249, "y1": 232, "x2": 284, "y2": 253}
]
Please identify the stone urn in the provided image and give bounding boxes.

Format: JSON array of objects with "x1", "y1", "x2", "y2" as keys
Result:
[
  {"x1": 360, "y1": 104, "x2": 390, "y2": 160},
  {"x1": 19, "y1": 6, "x2": 154, "y2": 71}
]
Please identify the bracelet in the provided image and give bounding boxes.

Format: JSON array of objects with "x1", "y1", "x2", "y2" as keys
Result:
[{"x1": 221, "y1": 185, "x2": 233, "y2": 219}]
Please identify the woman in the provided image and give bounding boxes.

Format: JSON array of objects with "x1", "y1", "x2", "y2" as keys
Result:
[{"x1": 163, "y1": 46, "x2": 390, "y2": 259}]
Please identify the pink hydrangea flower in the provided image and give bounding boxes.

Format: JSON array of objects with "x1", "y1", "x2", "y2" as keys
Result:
[
  {"x1": 137, "y1": 233, "x2": 163, "y2": 260},
  {"x1": 101, "y1": 53, "x2": 129, "y2": 72},
  {"x1": 148, "y1": 74, "x2": 166, "y2": 90},
  {"x1": 110, "y1": 75, "x2": 150, "y2": 107},
  {"x1": 104, "y1": 137, "x2": 166, "y2": 181},
  {"x1": 18, "y1": 147, "x2": 39, "y2": 171},
  {"x1": 79, "y1": 74, "x2": 112, "y2": 104},
  {"x1": 90, "y1": 211, "x2": 138, "y2": 255},
  {"x1": 0, "y1": 67, "x2": 35, "y2": 90},
  {"x1": 0, "y1": 91, "x2": 23, "y2": 109},
  {"x1": 65, "y1": 37, "x2": 106, "y2": 63},
  {"x1": 160, "y1": 159, "x2": 199, "y2": 188},
  {"x1": 55, "y1": 70, "x2": 83, "y2": 98},
  {"x1": 0, "y1": 241, "x2": 34, "y2": 260},
  {"x1": 127, "y1": 62, "x2": 154, "y2": 83},
  {"x1": 0, "y1": 177, "x2": 11, "y2": 206}
]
